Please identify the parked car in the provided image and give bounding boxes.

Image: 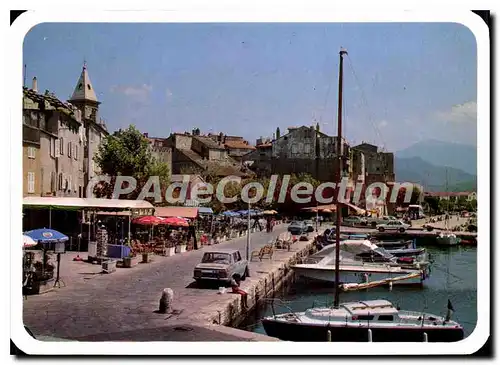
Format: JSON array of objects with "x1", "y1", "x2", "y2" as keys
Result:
[
  {"x1": 376, "y1": 220, "x2": 410, "y2": 233},
  {"x1": 288, "y1": 221, "x2": 306, "y2": 235},
  {"x1": 342, "y1": 216, "x2": 367, "y2": 227},
  {"x1": 304, "y1": 220, "x2": 315, "y2": 232},
  {"x1": 193, "y1": 249, "x2": 249, "y2": 285}
]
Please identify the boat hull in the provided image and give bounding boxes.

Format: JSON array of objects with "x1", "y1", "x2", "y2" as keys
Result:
[
  {"x1": 294, "y1": 267, "x2": 425, "y2": 286},
  {"x1": 436, "y1": 235, "x2": 460, "y2": 246},
  {"x1": 261, "y1": 319, "x2": 464, "y2": 342}
]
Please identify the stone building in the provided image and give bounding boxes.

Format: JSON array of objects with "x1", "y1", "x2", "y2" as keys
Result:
[
  {"x1": 143, "y1": 133, "x2": 173, "y2": 180},
  {"x1": 23, "y1": 81, "x2": 82, "y2": 197},
  {"x1": 206, "y1": 133, "x2": 256, "y2": 162},
  {"x1": 166, "y1": 129, "x2": 252, "y2": 178},
  {"x1": 352, "y1": 143, "x2": 395, "y2": 186},
  {"x1": 243, "y1": 126, "x2": 351, "y2": 183},
  {"x1": 22, "y1": 64, "x2": 108, "y2": 198}
]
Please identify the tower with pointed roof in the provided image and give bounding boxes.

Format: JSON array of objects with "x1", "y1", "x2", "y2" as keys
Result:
[
  {"x1": 68, "y1": 63, "x2": 108, "y2": 197},
  {"x1": 69, "y1": 62, "x2": 100, "y2": 123}
]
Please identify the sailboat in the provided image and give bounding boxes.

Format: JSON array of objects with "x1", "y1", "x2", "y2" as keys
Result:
[
  {"x1": 436, "y1": 169, "x2": 460, "y2": 246},
  {"x1": 261, "y1": 48, "x2": 464, "y2": 342}
]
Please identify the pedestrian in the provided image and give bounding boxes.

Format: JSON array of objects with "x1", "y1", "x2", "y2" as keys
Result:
[
  {"x1": 188, "y1": 223, "x2": 198, "y2": 250},
  {"x1": 230, "y1": 274, "x2": 248, "y2": 309}
]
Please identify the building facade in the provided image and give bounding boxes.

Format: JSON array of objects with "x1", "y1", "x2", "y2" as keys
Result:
[{"x1": 22, "y1": 64, "x2": 108, "y2": 198}]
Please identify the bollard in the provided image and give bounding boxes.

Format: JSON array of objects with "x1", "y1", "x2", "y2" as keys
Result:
[
  {"x1": 327, "y1": 330, "x2": 332, "y2": 342},
  {"x1": 367, "y1": 329, "x2": 372, "y2": 342},
  {"x1": 159, "y1": 288, "x2": 174, "y2": 314},
  {"x1": 423, "y1": 332, "x2": 428, "y2": 342}
]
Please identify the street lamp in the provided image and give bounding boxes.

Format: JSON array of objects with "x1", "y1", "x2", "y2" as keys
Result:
[{"x1": 246, "y1": 200, "x2": 251, "y2": 261}]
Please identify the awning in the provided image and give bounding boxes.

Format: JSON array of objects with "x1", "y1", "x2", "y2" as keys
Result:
[
  {"x1": 154, "y1": 206, "x2": 199, "y2": 219},
  {"x1": 343, "y1": 202, "x2": 366, "y2": 215},
  {"x1": 23, "y1": 197, "x2": 154, "y2": 210},
  {"x1": 198, "y1": 207, "x2": 213, "y2": 214}
]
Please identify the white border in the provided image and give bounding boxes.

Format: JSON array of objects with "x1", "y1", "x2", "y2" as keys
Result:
[{"x1": 9, "y1": 7, "x2": 489, "y2": 356}]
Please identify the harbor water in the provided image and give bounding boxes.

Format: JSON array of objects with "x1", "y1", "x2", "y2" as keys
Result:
[{"x1": 241, "y1": 246, "x2": 477, "y2": 339}]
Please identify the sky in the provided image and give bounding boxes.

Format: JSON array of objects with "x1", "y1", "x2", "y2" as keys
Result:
[{"x1": 23, "y1": 22, "x2": 477, "y2": 151}]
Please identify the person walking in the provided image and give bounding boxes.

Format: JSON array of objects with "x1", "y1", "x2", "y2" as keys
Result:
[{"x1": 187, "y1": 222, "x2": 198, "y2": 250}]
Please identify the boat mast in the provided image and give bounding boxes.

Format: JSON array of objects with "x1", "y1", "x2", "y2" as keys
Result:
[{"x1": 334, "y1": 48, "x2": 348, "y2": 308}]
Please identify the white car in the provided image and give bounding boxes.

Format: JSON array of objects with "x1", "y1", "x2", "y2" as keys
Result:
[
  {"x1": 193, "y1": 249, "x2": 249, "y2": 285},
  {"x1": 376, "y1": 220, "x2": 410, "y2": 233}
]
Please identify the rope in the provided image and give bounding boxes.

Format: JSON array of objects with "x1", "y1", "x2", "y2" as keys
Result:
[{"x1": 346, "y1": 54, "x2": 386, "y2": 150}]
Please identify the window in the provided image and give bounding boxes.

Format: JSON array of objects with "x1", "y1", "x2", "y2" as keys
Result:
[
  {"x1": 59, "y1": 138, "x2": 64, "y2": 155},
  {"x1": 356, "y1": 315, "x2": 374, "y2": 321},
  {"x1": 58, "y1": 173, "x2": 63, "y2": 190},
  {"x1": 74, "y1": 145, "x2": 78, "y2": 160},
  {"x1": 68, "y1": 175, "x2": 72, "y2": 191},
  {"x1": 68, "y1": 142, "x2": 72, "y2": 158},
  {"x1": 27, "y1": 172, "x2": 35, "y2": 193},
  {"x1": 291, "y1": 145, "x2": 298, "y2": 154},
  {"x1": 50, "y1": 172, "x2": 56, "y2": 192},
  {"x1": 27, "y1": 146, "x2": 36, "y2": 159},
  {"x1": 232, "y1": 252, "x2": 239, "y2": 262},
  {"x1": 49, "y1": 138, "x2": 55, "y2": 158},
  {"x1": 304, "y1": 144, "x2": 311, "y2": 154},
  {"x1": 378, "y1": 315, "x2": 394, "y2": 321}
]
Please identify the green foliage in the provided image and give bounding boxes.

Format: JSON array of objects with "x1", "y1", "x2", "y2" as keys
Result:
[
  {"x1": 93, "y1": 125, "x2": 170, "y2": 201},
  {"x1": 424, "y1": 196, "x2": 440, "y2": 214},
  {"x1": 276, "y1": 127, "x2": 281, "y2": 139},
  {"x1": 316, "y1": 122, "x2": 320, "y2": 132}
]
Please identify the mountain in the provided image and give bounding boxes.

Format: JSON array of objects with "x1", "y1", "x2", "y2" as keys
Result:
[
  {"x1": 394, "y1": 156, "x2": 476, "y2": 192},
  {"x1": 396, "y1": 140, "x2": 477, "y2": 175}
]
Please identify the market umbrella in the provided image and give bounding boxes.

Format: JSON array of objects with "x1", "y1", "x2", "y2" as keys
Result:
[
  {"x1": 263, "y1": 210, "x2": 277, "y2": 215},
  {"x1": 162, "y1": 217, "x2": 189, "y2": 227},
  {"x1": 322, "y1": 209, "x2": 333, "y2": 213},
  {"x1": 132, "y1": 215, "x2": 164, "y2": 225},
  {"x1": 24, "y1": 228, "x2": 68, "y2": 243},
  {"x1": 23, "y1": 235, "x2": 37, "y2": 248}
]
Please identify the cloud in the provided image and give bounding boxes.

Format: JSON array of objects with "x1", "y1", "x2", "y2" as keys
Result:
[
  {"x1": 110, "y1": 84, "x2": 153, "y2": 102},
  {"x1": 436, "y1": 101, "x2": 477, "y2": 124},
  {"x1": 378, "y1": 120, "x2": 388, "y2": 128}
]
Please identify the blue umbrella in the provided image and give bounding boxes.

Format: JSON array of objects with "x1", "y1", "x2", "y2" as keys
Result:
[{"x1": 24, "y1": 228, "x2": 69, "y2": 243}]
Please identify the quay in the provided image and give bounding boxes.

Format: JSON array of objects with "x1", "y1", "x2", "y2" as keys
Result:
[
  {"x1": 23, "y1": 223, "x2": 323, "y2": 342},
  {"x1": 339, "y1": 216, "x2": 477, "y2": 243}
]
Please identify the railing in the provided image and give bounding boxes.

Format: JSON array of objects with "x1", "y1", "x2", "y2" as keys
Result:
[
  {"x1": 265, "y1": 298, "x2": 302, "y2": 323},
  {"x1": 327, "y1": 329, "x2": 429, "y2": 342}
]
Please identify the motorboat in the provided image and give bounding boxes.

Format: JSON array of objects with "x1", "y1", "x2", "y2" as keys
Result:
[
  {"x1": 436, "y1": 232, "x2": 460, "y2": 246},
  {"x1": 370, "y1": 239, "x2": 415, "y2": 250},
  {"x1": 293, "y1": 240, "x2": 428, "y2": 286},
  {"x1": 262, "y1": 299, "x2": 464, "y2": 342}
]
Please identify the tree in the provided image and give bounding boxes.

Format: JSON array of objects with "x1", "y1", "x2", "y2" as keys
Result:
[
  {"x1": 316, "y1": 122, "x2": 320, "y2": 132},
  {"x1": 276, "y1": 127, "x2": 281, "y2": 139},
  {"x1": 424, "y1": 196, "x2": 440, "y2": 214},
  {"x1": 93, "y1": 125, "x2": 170, "y2": 202}
]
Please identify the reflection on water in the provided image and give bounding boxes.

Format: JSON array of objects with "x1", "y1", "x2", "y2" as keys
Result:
[{"x1": 241, "y1": 246, "x2": 477, "y2": 338}]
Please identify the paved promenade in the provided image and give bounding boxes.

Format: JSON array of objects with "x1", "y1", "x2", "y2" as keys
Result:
[{"x1": 23, "y1": 224, "x2": 302, "y2": 339}]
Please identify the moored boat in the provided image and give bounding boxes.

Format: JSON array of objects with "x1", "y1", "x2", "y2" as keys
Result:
[{"x1": 262, "y1": 299, "x2": 464, "y2": 342}]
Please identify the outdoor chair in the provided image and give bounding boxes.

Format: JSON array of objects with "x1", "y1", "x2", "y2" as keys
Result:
[{"x1": 250, "y1": 244, "x2": 274, "y2": 261}]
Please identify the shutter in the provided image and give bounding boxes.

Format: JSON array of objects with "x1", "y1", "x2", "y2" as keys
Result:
[
  {"x1": 74, "y1": 145, "x2": 78, "y2": 160},
  {"x1": 55, "y1": 139, "x2": 60, "y2": 156},
  {"x1": 68, "y1": 142, "x2": 72, "y2": 158},
  {"x1": 60, "y1": 138, "x2": 64, "y2": 155},
  {"x1": 27, "y1": 172, "x2": 34, "y2": 193}
]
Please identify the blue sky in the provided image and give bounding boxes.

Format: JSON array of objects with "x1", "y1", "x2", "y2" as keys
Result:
[{"x1": 23, "y1": 22, "x2": 477, "y2": 151}]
